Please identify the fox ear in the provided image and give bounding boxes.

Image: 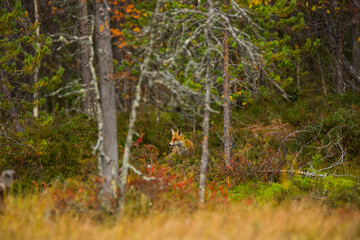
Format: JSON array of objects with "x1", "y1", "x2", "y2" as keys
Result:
[
  {"x1": 177, "y1": 129, "x2": 182, "y2": 136},
  {"x1": 171, "y1": 129, "x2": 175, "y2": 135}
]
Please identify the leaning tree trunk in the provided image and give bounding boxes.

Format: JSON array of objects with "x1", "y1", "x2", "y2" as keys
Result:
[
  {"x1": 223, "y1": 10, "x2": 231, "y2": 166},
  {"x1": 324, "y1": 21, "x2": 360, "y2": 87},
  {"x1": 78, "y1": 0, "x2": 95, "y2": 116},
  {"x1": 95, "y1": 0, "x2": 118, "y2": 209},
  {"x1": 323, "y1": 8, "x2": 360, "y2": 90},
  {"x1": 118, "y1": 0, "x2": 161, "y2": 212},
  {"x1": 33, "y1": 0, "x2": 40, "y2": 118},
  {"x1": 336, "y1": 9, "x2": 345, "y2": 94}
]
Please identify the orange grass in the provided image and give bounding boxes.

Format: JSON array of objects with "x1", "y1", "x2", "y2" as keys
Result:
[{"x1": 0, "y1": 196, "x2": 359, "y2": 240}]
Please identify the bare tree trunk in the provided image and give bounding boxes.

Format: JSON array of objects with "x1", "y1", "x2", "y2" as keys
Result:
[
  {"x1": 156, "y1": 83, "x2": 160, "y2": 124},
  {"x1": 88, "y1": 15, "x2": 108, "y2": 208},
  {"x1": 296, "y1": 59, "x2": 301, "y2": 90},
  {"x1": 118, "y1": 72, "x2": 144, "y2": 211},
  {"x1": 324, "y1": 26, "x2": 360, "y2": 87},
  {"x1": 222, "y1": 13, "x2": 231, "y2": 166},
  {"x1": 336, "y1": 9, "x2": 345, "y2": 94},
  {"x1": 323, "y1": 9, "x2": 360, "y2": 90},
  {"x1": 353, "y1": 8, "x2": 360, "y2": 72},
  {"x1": 317, "y1": 52, "x2": 327, "y2": 95},
  {"x1": 33, "y1": 0, "x2": 40, "y2": 118},
  {"x1": 199, "y1": 61, "x2": 211, "y2": 204},
  {"x1": 199, "y1": 13, "x2": 213, "y2": 202},
  {"x1": 95, "y1": 0, "x2": 118, "y2": 209},
  {"x1": 78, "y1": 0, "x2": 95, "y2": 116},
  {"x1": 118, "y1": 0, "x2": 161, "y2": 212},
  {"x1": 124, "y1": 78, "x2": 128, "y2": 112}
]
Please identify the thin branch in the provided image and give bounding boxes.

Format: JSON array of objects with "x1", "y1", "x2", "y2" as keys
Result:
[{"x1": 128, "y1": 164, "x2": 160, "y2": 182}]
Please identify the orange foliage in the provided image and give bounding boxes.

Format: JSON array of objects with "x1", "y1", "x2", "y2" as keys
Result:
[{"x1": 110, "y1": 1, "x2": 143, "y2": 49}]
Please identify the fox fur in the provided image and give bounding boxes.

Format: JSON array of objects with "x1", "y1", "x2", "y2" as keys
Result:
[{"x1": 169, "y1": 129, "x2": 194, "y2": 156}]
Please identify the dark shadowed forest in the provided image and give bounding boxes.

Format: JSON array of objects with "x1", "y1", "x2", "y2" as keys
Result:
[{"x1": 1, "y1": 0, "x2": 360, "y2": 239}]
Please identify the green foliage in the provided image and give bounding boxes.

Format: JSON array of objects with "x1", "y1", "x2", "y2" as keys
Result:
[
  {"x1": 230, "y1": 182, "x2": 285, "y2": 202},
  {"x1": 230, "y1": 175, "x2": 360, "y2": 207},
  {"x1": 0, "y1": 1, "x2": 50, "y2": 75},
  {"x1": 0, "y1": 113, "x2": 97, "y2": 193},
  {"x1": 233, "y1": 0, "x2": 312, "y2": 93},
  {"x1": 291, "y1": 176, "x2": 360, "y2": 207}
]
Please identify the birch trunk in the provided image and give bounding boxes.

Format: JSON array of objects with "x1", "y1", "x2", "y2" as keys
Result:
[{"x1": 33, "y1": 0, "x2": 40, "y2": 118}]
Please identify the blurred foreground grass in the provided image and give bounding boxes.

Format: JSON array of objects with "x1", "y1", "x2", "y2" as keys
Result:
[{"x1": 0, "y1": 195, "x2": 359, "y2": 240}]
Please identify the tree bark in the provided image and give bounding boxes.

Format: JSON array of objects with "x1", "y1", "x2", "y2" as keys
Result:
[
  {"x1": 353, "y1": 7, "x2": 360, "y2": 72},
  {"x1": 78, "y1": 0, "x2": 95, "y2": 116},
  {"x1": 95, "y1": 0, "x2": 118, "y2": 209},
  {"x1": 296, "y1": 59, "x2": 301, "y2": 90},
  {"x1": 223, "y1": 15, "x2": 231, "y2": 166},
  {"x1": 199, "y1": 12, "x2": 213, "y2": 202},
  {"x1": 323, "y1": 8, "x2": 360, "y2": 90},
  {"x1": 336, "y1": 9, "x2": 345, "y2": 94},
  {"x1": 33, "y1": 0, "x2": 40, "y2": 118},
  {"x1": 317, "y1": 52, "x2": 327, "y2": 95},
  {"x1": 199, "y1": 61, "x2": 211, "y2": 204}
]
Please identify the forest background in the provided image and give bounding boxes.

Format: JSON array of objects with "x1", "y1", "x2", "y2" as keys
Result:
[{"x1": 1, "y1": 0, "x2": 360, "y2": 239}]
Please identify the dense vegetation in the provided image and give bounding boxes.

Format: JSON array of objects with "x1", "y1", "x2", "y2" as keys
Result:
[{"x1": 0, "y1": 0, "x2": 360, "y2": 238}]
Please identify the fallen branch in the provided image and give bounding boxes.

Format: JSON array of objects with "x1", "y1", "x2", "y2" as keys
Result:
[{"x1": 128, "y1": 164, "x2": 160, "y2": 182}]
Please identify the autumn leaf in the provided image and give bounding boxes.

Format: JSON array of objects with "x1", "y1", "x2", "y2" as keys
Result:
[
  {"x1": 99, "y1": 24, "x2": 104, "y2": 33},
  {"x1": 133, "y1": 27, "x2": 140, "y2": 33},
  {"x1": 125, "y1": 4, "x2": 135, "y2": 13},
  {"x1": 117, "y1": 42, "x2": 128, "y2": 48},
  {"x1": 131, "y1": 13, "x2": 141, "y2": 19},
  {"x1": 358, "y1": 37, "x2": 360, "y2": 42}
]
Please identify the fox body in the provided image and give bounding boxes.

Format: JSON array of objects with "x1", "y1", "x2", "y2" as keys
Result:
[{"x1": 169, "y1": 129, "x2": 194, "y2": 156}]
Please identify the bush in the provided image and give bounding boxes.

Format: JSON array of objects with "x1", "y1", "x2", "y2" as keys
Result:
[
  {"x1": 230, "y1": 175, "x2": 360, "y2": 207},
  {"x1": 1, "y1": 112, "x2": 97, "y2": 193},
  {"x1": 209, "y1": 145, "x2": 284, "y2": 186}
]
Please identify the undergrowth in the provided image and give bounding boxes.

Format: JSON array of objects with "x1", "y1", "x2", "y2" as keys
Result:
[{"x1": 0, "y1": 93, "x2": 359, "y2": 213}]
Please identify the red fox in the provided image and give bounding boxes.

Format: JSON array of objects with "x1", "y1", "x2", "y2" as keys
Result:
[{"x1": 169, "y1": 129, "x2": 194, "y2": 156}]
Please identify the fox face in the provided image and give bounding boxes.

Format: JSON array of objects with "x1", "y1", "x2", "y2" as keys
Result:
[
  {"x1": 169, "y1": 129, "x2": 194, "y2": 155},
  {"x1": 170, "y1": 129, "x2": 185, "y2": 147}
]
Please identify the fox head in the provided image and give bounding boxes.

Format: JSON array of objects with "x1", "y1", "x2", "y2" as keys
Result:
[{"x1": 170, "y1": 129, "x2": 185, "y2": 146}]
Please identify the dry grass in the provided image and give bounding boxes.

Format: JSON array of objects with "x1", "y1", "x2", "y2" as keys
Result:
[{"x1": 0, "y1": 196, "x2": 359, "y2": 240}]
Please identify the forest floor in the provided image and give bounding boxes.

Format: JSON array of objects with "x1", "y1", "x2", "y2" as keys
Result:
[{"x1": 1, "y1": 195, "x2": 359, "y2": 240}]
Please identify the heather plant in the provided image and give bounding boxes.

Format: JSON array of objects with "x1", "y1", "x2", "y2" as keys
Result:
[{"x1": 209, "y1": 145, "x2": 284, "y2": 186}]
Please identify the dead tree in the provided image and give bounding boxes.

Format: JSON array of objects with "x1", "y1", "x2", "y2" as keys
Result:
[
  {"x1": 95, "y1": 0, "x2": 119, "y2": 209},
  {"x1": 78, "y1": 0, "x2": 95, "y2": 116},
  {"x1": 33, "y1": 0, "x2": 41, "y2": 118}
]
